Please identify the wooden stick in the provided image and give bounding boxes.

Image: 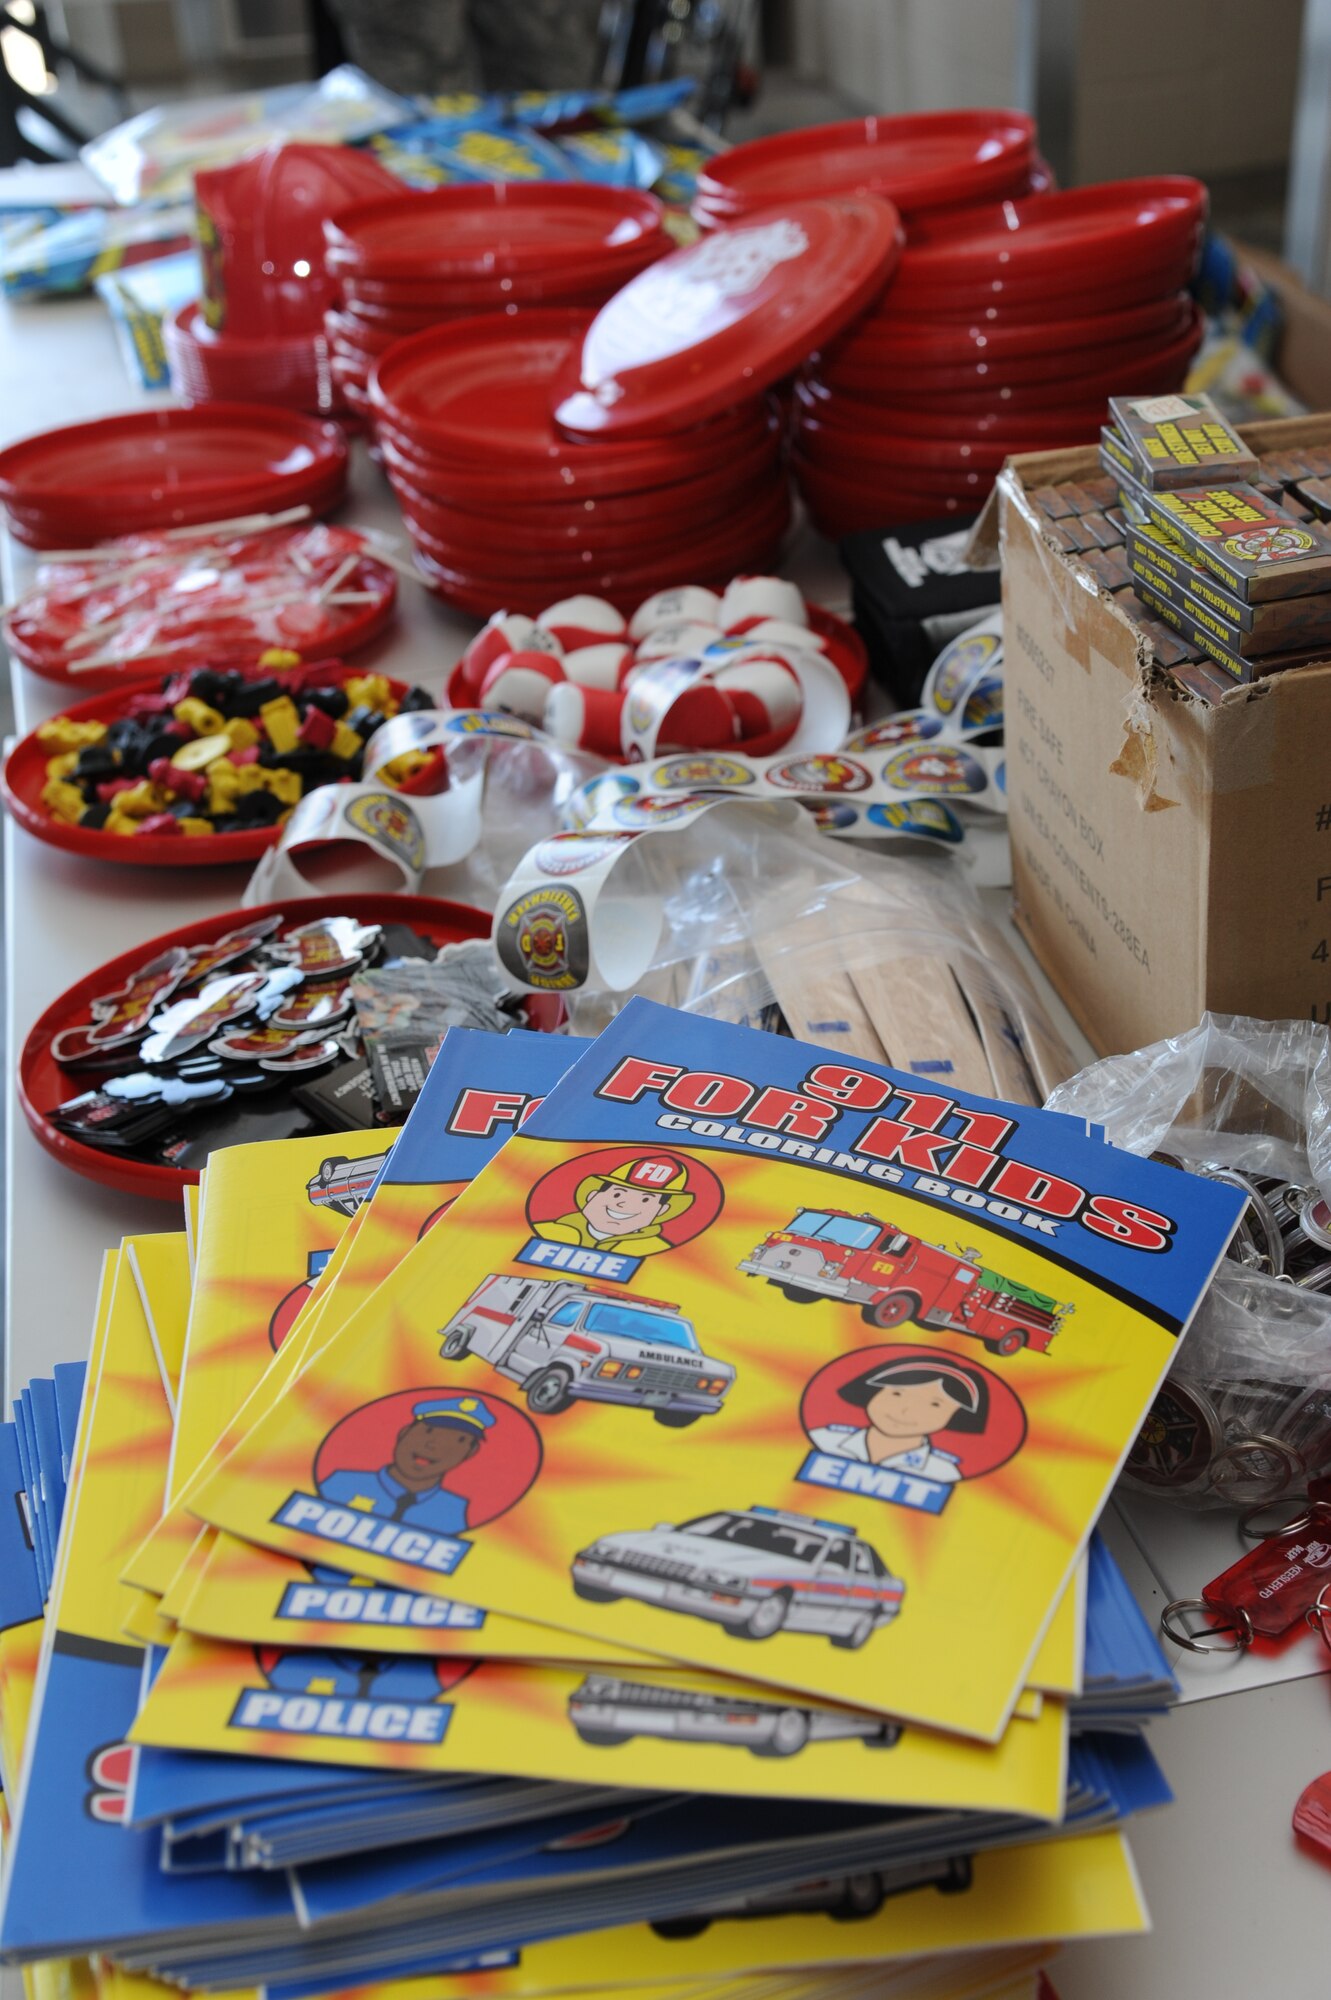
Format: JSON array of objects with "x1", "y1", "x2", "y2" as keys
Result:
[
  {"x1": 955, "y1": 969, "x2": 1042, "y2": 1105},
  {"x1": 751, "y1": 927, "x2": 890, "y2": 1065},
  {"x1": 158, "y1": 505, "x2": 312, "y2": 540},
  {"x1": 849, "y1": 953, "x2": 996, "y2": 1098}
]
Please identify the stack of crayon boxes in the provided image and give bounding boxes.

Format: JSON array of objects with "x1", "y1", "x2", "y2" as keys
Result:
[{"x1": 1096, "y1": 391, "x2": 1331, "y2": 693}]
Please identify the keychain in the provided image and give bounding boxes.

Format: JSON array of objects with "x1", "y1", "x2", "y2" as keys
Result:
[{"x1": 1161, "y1": 1500, "x2": 1331, "y2": 1652}]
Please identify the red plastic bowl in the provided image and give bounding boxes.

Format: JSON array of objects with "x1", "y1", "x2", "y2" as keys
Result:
[{"x1": 7, "y1": 540, "x2": 398, "y2": 693}]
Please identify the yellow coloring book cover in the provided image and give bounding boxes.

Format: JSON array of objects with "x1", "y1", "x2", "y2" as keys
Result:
[{"x1": 193, "y1": 1001, "x2": 1242, "y2": 1740}]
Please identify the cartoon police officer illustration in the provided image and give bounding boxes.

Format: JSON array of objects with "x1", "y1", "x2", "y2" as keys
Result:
[
  {"x1": 533, "y1": 1155, "x2": 694, "y2": 1260},
  {"x1": 263, "y1": 1650, "x2": 449, "y2": 1703},
  {"x1": 807, "y1": 1358, "x2": 992, "y2": 1487},
  {"x1": 316, "y1": 1394, "x2": 493, "y2": 1537}
]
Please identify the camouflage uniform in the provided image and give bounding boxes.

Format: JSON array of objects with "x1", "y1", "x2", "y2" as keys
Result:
[{"x1": 324, "y1": 0, "x2": 601, "y2": 97}]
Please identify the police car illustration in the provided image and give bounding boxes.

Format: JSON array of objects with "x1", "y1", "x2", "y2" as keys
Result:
[
  {"x1": 567, "y1": 1673, "x2": 901, "y2": 1757},
  {"x1": 650, "y1": 1855, "x2": 973, "y2": 1938},
  {"x1": 571, "y1": 1504, "x2": 904, "y2": 1648},
  {"x1": 306, "y1": 1151, "x2": 391, "y2": 1218},
  {"x1": 438, "y1": 1274, "x2": 734, "y2": 1424}
]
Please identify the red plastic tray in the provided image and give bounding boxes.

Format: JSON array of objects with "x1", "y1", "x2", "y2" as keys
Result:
[
  {"x1": 388, "y1": 460, "x2": 777, "y2": 558},
  {"x1": 324, "y1": 183, "x2": 667, "y2": 281},
  {"x1": 693, "y1": 111, "x2": 1035, "y2": 218},
  {"x1": 0, "y1": 406, "x2": 349, "y2": 542},
  {"x1": 883, "y1": 243, "x2": 1203, "y2": 320},
  {"x1": 371, "y1": 311, "x2": 771, "y2": 477},
  {"x1": 553, "y1": 197, "x2": 902, "y2": 441},
  {"x1": 413, "y1": 533, "x2": 790, "y2": 620},
  {"x1": 839, "y1": 290, "x2": 1192, "y2": 367},
  {"x1": 7, "y1": 550, "x2": 398, "y2": 693},
  {"x1": 895, "y1": 177, "x2": 1206, "y2": 279},
  {"x1": 3, "y1": 660, "x2": 422, "y2": 868},
  {"x1": 19, "y1": 893, "x2": 496, "y2": 1199}
]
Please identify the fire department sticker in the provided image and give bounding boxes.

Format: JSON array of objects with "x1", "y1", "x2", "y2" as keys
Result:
[
  {"x1": 496, "y1": 885, "x2": 590, "y2": 991},
  {"x1": 843, "y1": 713, "x2": 943, "y2": 752},
  {"x1": 344, "y1": 792, "x2": 427, "y2": 873},
  {"x1": 444, "y1": 710, "x2": 537, "y2": 738},
  {"x1": 648, "y1": 755, "x2": 755, "y2": 791},
  {"x1": 809, "y1": 802, "x2": 858, "y2": 832},
  {"x1": 866, "y1": 800, "x2": 965, "y2": 842},
  {"x1": 531, "y1": 832, "x2": 638, "y2": 877},
  {"x1": 765, "y1": 754, "x2": 872, "y2": 794},
  {"x1": 929, "y1": 630, "x2": 1001, "y2": 715},
  {"x1": 879, "y1": 746, "x2": 987, "y2": 796},
  {"x1": 611, "y1": 793, "x2": 714, "y2": 829}
]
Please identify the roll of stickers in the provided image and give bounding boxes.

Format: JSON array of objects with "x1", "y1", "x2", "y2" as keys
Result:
[
  {"x1": 243, "y1": 781, "x2": 432, "y2": 904},
  {"x1": 243, "y1": 709, "x2": 588, "y2": 904},
  {"x1": 493, "y1": 798, "x2": 800, "y2": 994},
  {"x1": 564, "y1": 738, "x2": 1007, "y2": 815},
  {"x1": 920, "y1": 607, "x2": 1004, "y2": 720},
  {"x1": 619, "y1": 640, "x2": 851, "y2": 762}
]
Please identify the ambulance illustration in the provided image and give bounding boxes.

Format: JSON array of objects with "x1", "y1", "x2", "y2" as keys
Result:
[
  {"x1": 651, "y1": 1855, "x2": 973, "y2": 1938},
  {"x1": 740, "y1": 1208, "x2": 1068, "y2": 1356},
  {"x1": 306, "y1": 1151, "x2": 390, "y2": 1217},
  {"x1": 571, "y1": 1504, "x2": 904, "y2": 1648},
  {"x1": 437, "y1": 1275, "x2": 734, "y2": 1423},
  {"x1": 568, "y1": 1674, "x2": 901, "y2": 1757}
]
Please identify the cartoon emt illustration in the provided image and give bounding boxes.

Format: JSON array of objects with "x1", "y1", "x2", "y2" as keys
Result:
[
  {"x1": 316, "y1": 1395, "x2": 494, "y2": 1537},
  {"x1": 808, "y1": 1357, "x2": 991, "y2": 1486},
  {"x1": 534, "y1": 1154, "x2": 693, "y2": 1259}
]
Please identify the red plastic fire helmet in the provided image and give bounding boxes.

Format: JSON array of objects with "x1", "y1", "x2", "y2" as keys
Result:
[{"x1": 196, "y1": 141, "x2": 401, "y2": 338}]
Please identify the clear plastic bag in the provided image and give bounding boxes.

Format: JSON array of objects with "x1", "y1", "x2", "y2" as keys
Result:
[
  {"x1": 1050, "y1": 1014, "x2": 1331, "y2": 1508},
  {"x1": 81, "y1": 68, "x2": 412, "y2": 205},
  {"x1": 1045, "y1": 1012, "x2": 1331, "y2": 1207},
  {"x1": 566, "y1": 817, "x2": 1073, "y2": 1106},
  {"x1": 1120, "y1": 1266, "x2": 1331, "y2": 1508}
]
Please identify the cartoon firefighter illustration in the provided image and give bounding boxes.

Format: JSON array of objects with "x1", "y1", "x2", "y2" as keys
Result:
[
  {"x1": 533, "y1": 1154, "x2": 694, "y2": 1260},
  {"x1": 316, "y1": 1394, "x2": 493, "y2": 1538}
]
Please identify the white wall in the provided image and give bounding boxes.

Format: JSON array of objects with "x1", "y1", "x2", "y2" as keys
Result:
[
  {"x1": 790, "y1": 0, "x2": 1023, "y2": 113},
  {"x1": 789, "y1": 0, "x2": 1302, "y2": 181}
]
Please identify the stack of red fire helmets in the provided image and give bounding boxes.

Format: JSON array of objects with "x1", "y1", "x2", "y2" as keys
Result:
[
  {"x1": 321, "y1": 184, "x2": 674, "y2": 422},
  {"x1": 165, "y1": 142, "x2": 401, "y2": 417},
  {"x1": 369, "y1": 197, "x2": 902, "y2": 614},
  {"x1": 794, "y1": 177, "x2": 1208, "y2": 535}
]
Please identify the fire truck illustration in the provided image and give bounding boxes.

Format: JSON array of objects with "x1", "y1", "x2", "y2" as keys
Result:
[
  {"x1": 571, "y1": 1504, "x2": 903, "y2": 1648},
  {"x1": 568, "y1": 1674, "x2": 901, "y2": 1758},
  {"x1": 651, "y1": 1854, "x2": 973, "y2": 1938},
  {"x1": 306, "y1": 1152, "x2": 391, "y2": 1218},
  {"x1": 739, "y1": 1208, "x2": 1069, "y2": 1357},
  {"x1": 438, "y1": 1274, "x2": 734, "y2": 1424}
]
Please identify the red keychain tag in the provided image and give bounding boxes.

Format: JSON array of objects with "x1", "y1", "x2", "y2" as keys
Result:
[
  {"x1": 1294, "y1": 1772, "x2": 1331, "y2": 1859},
  {"x1": 1163, "y1": 1503, "x2": 1331, "y2": 1651}
]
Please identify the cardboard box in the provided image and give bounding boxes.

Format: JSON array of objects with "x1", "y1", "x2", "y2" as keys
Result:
[{"x1": 974, "y1": 413, "x2": 1331, "y2": 1056}]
